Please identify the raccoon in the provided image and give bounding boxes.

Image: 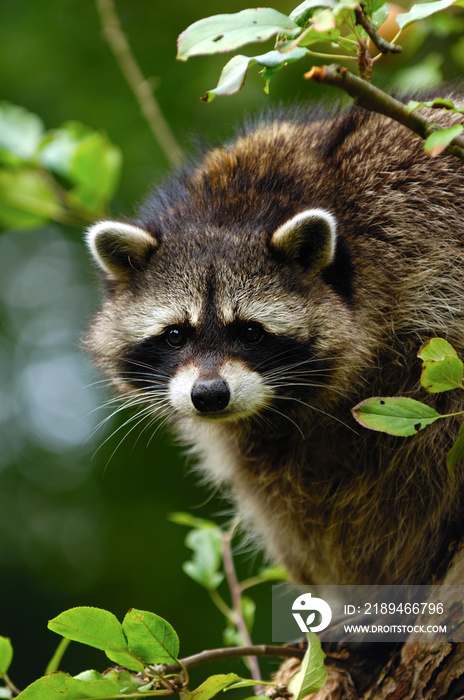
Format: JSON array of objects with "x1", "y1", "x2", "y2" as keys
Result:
[{"x1": 85, "y1": 102, "x2": 464, "y2": 587}]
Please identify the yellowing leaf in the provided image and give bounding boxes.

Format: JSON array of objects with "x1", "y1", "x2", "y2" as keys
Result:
[
  {"x1": 420, "y1": 356, "x2": 464, "y2": 393},
  {"x1": 418, "y1": 338, "x2": 459, "y2": 361}
]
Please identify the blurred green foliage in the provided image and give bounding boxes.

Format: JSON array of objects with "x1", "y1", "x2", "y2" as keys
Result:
[{"x1": 0, "y1": 0, "x2": 463, "y2": 692}]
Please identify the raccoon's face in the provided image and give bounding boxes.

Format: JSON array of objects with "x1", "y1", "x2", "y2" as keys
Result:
[{"x1": 86, "y1": 209, "x2": 348, "y2": 427}]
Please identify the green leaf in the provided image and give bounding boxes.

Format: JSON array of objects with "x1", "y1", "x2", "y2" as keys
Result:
[
  {"x1": 241, "y1": 596, "x2": 256, "y2": 633},
  {"x1": 48, "y1": 607, "x2": 144, "y2": 672},
  {"x1": 39, "y1": 121, "x2": 122, "y2": 215},
  {"x1": 288, "y1": 633, "x2": 327, "y2": 699},
  {"x1": 0, "y1": 637, "x2": 13, "y2": 677},
  {"x1": 256, "y1": 565, "x2": 289, "y2": 582},
  {"x1": 407, "y1": 98, "x2": 464, "y2": 115},
  {"x1": 177, "y1": 9, "x2": 301, "y2": 61},
  {"x1": 397, "y1": 0, "x2": 457, "y2": 30},
  {"x1": 364, "y1": 0, "x2": 389, "y2": 15},
  {"x1": 291, "y1": 24, "x2": 340, "y2": 46},
  {"x1": 311, "y1": 8, "x2": 336, "y2": 29},
  {"x1": 351, "y1": 397, "x2": 441, "y2": 436},
  {"x1": 16, "y1": 671, "x2": 120, "y2": 699},
  {"x1": 169, "y1": 512, "x2": 220, "y2": 529},
  {"x1": 39, "y1": 122, "x2": 95, "y2": 179},
  {"x1": 0, "y1": 103, "x2": 44, "y2": 163},
  {"x1": 201, "y1": 47, "x2": 307, "y2": 102},
  {"x1": 447, "y1": 423, "x2": 464, "y2": 479},
  {"x1": 371, "y1": 3, "x2": 390, "y2": 28},
  {"x1": 68, "y1": 133, "x2": 121, "y2": 215},
  {"x1": 418, "y1": 337, "x2": 459, "y2": 361},
  {"x1": 183, "y1": 528, "x2": 224, "y2": 588},
  {"x1": 225, "y1": 682, "x2": 273, "y2": 691},
  {"x1": 183, "y1": 674, "x2": 243, "y2": 700},
  {"x1": 332, "y1": 0, "x2": 361, "y2": 18},
  {"x1": 424, "y1": 124, "x2": 464, "y2": 156},
  {"x1": 122, "y1": 609, "x2": 179, "y2": 664},
  {"x1": 100, "y1": 668, "x2": 144, "y2": 694},
  {"x1": 0, "y1": 169, "x2": 62, "y2": 230},
  {"x1": 260, "y1": 47, "x2": 309, "y2": 94},
  {"x1": 289, "y1": 1, "x2": 335, "y2": 26},
  {"x1": 420, "y1": 356, "x2": 464, "y2": 393},
  {"x1": 223, "y1": 626, "x2": 246, "y2": 647}
]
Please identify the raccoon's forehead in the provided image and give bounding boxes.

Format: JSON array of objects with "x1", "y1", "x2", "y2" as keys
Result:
[{"x1": 127, "y1": 254, "x2": 312, "y2": 340}]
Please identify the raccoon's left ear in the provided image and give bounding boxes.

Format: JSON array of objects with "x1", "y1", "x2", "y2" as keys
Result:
[
  {"x1": 86, "y1": 221, "x2": 158, "y2": 281},
  {"x1": 270, "y1": 209, "x2": 337, "y2": 269}
]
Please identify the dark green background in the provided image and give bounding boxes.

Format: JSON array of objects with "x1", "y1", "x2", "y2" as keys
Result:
[{"x1": 1, "y1": 0, "x2": 462, "y2": 690}]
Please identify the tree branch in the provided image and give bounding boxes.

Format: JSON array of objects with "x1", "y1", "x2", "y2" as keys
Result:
[
  {"x1": 95, "y1": 0, "x2": 183, "y2": 168},
  {"x1": 304, "y1": 64, "x2": 464, "y2": 164},
  {"x1": 157, "y1": 644, "x2": 306, "y2": 675}
]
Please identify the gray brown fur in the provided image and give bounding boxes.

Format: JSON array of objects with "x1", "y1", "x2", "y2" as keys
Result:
[{"x1": 86, "y1": 101, "x2": 464, "y2": 586}]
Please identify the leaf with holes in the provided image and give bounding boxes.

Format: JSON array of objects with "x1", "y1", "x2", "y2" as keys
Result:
[
  {"x1": 177, "y1": 9, "x2": 301, "y2": 61},
  {"x1": 351, "y1": 397, "x2": 441, "y2": 436}
]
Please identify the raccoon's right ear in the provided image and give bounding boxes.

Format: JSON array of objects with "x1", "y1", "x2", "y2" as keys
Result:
[
  {"x1": 86, "y1": 221, "x2": 158, "y2": 281},
  {"x1": 270, "y1": 209, "x2": 337, "y2": 270}
]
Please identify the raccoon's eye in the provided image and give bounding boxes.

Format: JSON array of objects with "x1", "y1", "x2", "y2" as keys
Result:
[
  {"x1": 240, "y1": 323, "x2": 264, "y2": 345},
  {"x1": 165, "y1": 326, "x2": 187, "y2": 348}
]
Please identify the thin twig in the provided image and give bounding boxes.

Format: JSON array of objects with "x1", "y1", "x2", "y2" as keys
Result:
[
  {"x1": 3, "y1": 672, "x2": 21, "y2": 697},
  {"x1": 304, "y1": 64, "x2": 464, "y2": 164},
  {"x1": 158, "y1": 644, "x2": 306, "y2": 674},
  {"x1": 223, "y1": 526, "x2": 263, "y2": 693},
  {"x1": 354, "y1": 4, "x2": 402, "y2": 54},
  {"x1": 95, "y1": 0, "x2": 183, "y2": 168}
]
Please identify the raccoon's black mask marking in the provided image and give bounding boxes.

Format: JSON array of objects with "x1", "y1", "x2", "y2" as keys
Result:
[{"x1": 121, "y1": 322, "x2": 324, "y2": 403}]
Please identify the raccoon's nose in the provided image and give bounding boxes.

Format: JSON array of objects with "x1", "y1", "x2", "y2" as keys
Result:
[{"x1": 191, "y1": 379, "x2": 230, "y2": 413}]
